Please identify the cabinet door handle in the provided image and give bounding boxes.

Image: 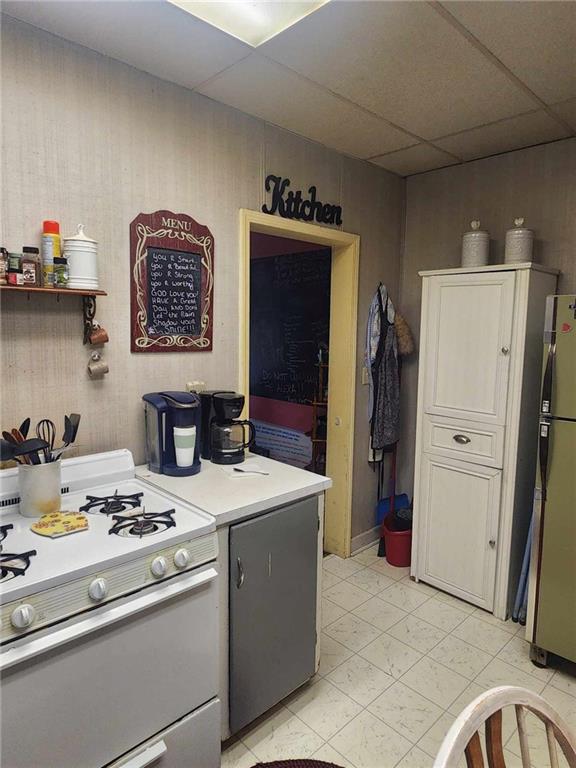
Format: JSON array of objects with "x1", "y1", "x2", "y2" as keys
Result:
[
  {"x1": 489, "y1": 539, "x2": 496, "y2": 548},
  {"x1": 237, "y1": 557, "x2": 245, "y2": 589},
  {"x1": 501, "y1": 346, "x2": 510, "y2": 355},
  {"x1": 453, "y1": 434, "x2": 471, "y2": 445}
]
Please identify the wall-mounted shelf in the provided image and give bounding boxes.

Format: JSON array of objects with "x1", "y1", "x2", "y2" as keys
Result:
[
  {"x1": 1, "y1": 285, "x2": 107, "y2": 343},
  {"x1": 1, "y1": 286, "x2": 106, "y2": 297}
]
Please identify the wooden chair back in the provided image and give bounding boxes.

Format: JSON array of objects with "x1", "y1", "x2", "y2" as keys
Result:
[{"x1": 433, "y1": 685, "x2": 576, "y2": 768}]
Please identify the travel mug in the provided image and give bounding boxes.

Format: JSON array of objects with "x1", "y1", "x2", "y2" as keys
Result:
[{"x1": 174, "y1": 426, "x2": 196, "y2": 467}]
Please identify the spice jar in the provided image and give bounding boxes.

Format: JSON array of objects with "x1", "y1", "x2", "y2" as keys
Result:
[
  {"x1": 54, "y1": 256, "x2": 69, "y2": 288},
  {"x1": 8, "y1": 252, "x2": 21, "y2": 272},
  {"x1": 7, "y1": 253, "x2": 24, "y2": 284},
  {"x1": 22, "y1": 246, "x2": 41, "y2": 286},
  {"x1": 0, "y1": 248, "x2": 7, "y2": 285}
]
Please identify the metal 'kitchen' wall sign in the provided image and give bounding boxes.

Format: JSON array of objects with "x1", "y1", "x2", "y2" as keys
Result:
[
  {"x1": 262, "y1": 174, "x2": 343, "y2": 226},
  {"x1": 130, "y1": 210, "x2": 214, "y2": 352}
]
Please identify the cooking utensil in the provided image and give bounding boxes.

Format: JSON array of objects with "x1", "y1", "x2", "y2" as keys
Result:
[
  {"x1": 36, "y1": 419, "x2": 56, "y2": 462},
  {"x1": 14, "y1": 438, "x2": 49, "y2": 463},
  {"x1": 68, "y1": 413, "x2": 81, "y2": 444},
  {"x1": 19, "y1": 417, "x2": 31, "y2": 439},
  {"x1": 50, "y1": 445, "x2": 75, "y2": 462},
  {"x1": 0, "y1": 439, "x2": 21, "y2": 464},
  {"x1": 2, "y1": 430, "x2": 18, "y2": 445},
  {"x1": 233, "y1": 467, "x2": 270, "y2": 476},
  {"x1": 62, "y1": 415, "x2": 73, "y2": 447},
  {"x1": 11, "y1": 428, "x2": 30, "y2": 463}
]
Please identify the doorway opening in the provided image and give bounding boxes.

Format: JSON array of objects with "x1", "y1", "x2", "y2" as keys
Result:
[
  {"x1": 239, "y1": 210, "x2": 359, "y2": 557},
  {"x1": 249, "y1": 233, "x2": 331, "y2": 474}
]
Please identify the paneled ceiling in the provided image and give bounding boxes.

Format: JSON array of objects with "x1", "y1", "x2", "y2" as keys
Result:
[{"x1": 3, "y1": 0, "x2": 575, "y2": 176}]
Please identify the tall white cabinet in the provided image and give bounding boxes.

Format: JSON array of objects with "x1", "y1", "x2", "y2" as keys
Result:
[{"x1": 412, "y1": 263, "x2": 558, "y2": 618}]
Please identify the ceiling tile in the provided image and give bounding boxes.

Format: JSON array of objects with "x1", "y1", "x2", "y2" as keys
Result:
[
  {"x1": 1, "y1": 1, "x2": 250, "y2": 89},
  {"x1": 551, "y1": 98, "x2": 576, "y2": 131},
  {"x1": 197, "y1": 55, "x2": 414, "y2": 158},
  {"x1": 435, "y1": 110, "x2": 571, "y2": 161},
  {"x1": 370, "y1": 145, "x2": 459, "y2": 177},
  {"x1": 260, "y1": 1, "x2": 535, "y2": 138},
  {"x1": 442, "y1": 1, "x2": 576, "y2": 104}
]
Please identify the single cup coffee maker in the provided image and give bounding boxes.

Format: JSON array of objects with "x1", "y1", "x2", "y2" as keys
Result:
[
  {"x1": 210, "y1": 393, "x2": 255, "y2": 465},
  {"x1": 142, "y1": 391, "x2": 201, "y2": 476}
]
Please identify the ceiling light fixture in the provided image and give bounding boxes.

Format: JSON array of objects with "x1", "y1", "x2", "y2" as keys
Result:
[{"x1": 167, "y1": 0, "x2": 330, "y2": 47}]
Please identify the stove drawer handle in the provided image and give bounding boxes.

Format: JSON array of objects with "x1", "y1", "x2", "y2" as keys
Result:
[
  {"x1": 0, "y1": 567, "x2": 217, "y2": 673},
  {"x1": 116, "y1": 740, "x2": 167, "y2": 768},
  {"x1": 453, "y1": 434, "x2": 471, "y2": 445}
]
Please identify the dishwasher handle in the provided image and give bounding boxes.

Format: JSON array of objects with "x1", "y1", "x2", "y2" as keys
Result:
[{"x1": 1, "y1": 567, "x2": 218, "y2": 672}]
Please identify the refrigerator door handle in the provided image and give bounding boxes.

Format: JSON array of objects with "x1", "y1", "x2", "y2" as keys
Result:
[
  {"x1": 541, "y1": 342, "x2": 556, "y2": 415},
  {"x1": 539, "y1": 419, "x2": 550, "y2": 502}
]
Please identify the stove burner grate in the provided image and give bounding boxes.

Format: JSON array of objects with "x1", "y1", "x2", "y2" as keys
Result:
[
  {"x1": 0, "y1": 549, "x2": 37, "y2": 582},
  {"x1": 0, "y1": 523, "x2": 14, "y2": 552},
  {"x1": 80, "y1": 490, "x2": 144, "y2": 516},
  {"x1": 108, "y1": 509, "x2": 176, "y2": 539}
]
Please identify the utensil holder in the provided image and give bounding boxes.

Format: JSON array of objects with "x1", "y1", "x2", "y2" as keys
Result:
[{"x1": 18, "y1": 460, "x2": 62, "y2": 518}]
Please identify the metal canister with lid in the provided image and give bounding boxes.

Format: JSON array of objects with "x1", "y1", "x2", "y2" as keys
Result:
[
  {"x1": 461, "y1": 220, "x2": 489, "y2": 267},
  {"x1": 505, "y1": 218, "x2": 533, "y2": 263}
]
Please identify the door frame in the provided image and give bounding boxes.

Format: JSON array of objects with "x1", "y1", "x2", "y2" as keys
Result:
[{"x1": 239, "y1": 209, "x2": 360, "y2": 557}]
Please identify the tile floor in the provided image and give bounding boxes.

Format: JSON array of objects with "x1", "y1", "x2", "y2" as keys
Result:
[{"x1": 222, "y1": 543, "x2": 576, "y2": 768}]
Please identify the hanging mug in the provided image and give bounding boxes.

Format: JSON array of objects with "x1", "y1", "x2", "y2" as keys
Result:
[
  {"x1": 89, "y1": 321, "x2": 109, "y2": 345},
  {"x1": 87, "y1": 352, "x2": 109, "y2": 377}
]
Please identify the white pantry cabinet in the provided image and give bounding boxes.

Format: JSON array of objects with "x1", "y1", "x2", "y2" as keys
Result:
[
  {"x1": 412, "y1": 263, "x2": 558, "y2": 618},
  {"x1": 418, "y1": 454, "x2": 501, "y2": 611},
  {"x1": 423, "y1": 271, "x2": 515, "y2": 425}
]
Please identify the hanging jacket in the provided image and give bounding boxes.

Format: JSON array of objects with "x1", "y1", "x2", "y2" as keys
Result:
[{"x1": 365, "y1": 284, "x2": 400, "y2": 453}]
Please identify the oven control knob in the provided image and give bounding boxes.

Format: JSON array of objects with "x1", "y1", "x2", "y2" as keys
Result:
[
  {"x1": 151, "y1": 556, "x2": 167, "y2": 578},
  {"x1": 11, "y1": 603, "x2": 36, "y2": 630},
  {"x1": 88, "y1": 577, "x2": 108, "y2": 602},
  {"x1": 174, "y1": 548, "x2": 191, "y2": 570}
]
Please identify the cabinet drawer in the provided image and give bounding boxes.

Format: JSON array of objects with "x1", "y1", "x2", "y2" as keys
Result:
[{"x1": 423, "y1": 415, "x2": 504, "y2": 468}]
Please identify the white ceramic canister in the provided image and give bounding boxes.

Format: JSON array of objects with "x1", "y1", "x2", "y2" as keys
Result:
[
  {"x1": 505, "y1": 218, "x2": 534, "y2": 264},
  {"x1": 63, "y1": 224, "x2": 99, "y2": 290},
  {"x1": 461, "y1": 220, "x2": 490, "y2": 267},
  {"x1": 18, "y1": 461, "x2": 62, "y2": 518}
]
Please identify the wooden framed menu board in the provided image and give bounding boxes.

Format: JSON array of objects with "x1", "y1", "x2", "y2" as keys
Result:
[{"x1": 130, "y1": 210, "x2": 214, "y2": 352}]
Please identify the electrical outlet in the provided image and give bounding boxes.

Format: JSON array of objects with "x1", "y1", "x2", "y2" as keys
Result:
[
  {"x1": 186, "y1": 380, "x2": 206, "y2": 393},
  {"x1": 361, "y1": 366, "x2": 370, "y2": 385}
]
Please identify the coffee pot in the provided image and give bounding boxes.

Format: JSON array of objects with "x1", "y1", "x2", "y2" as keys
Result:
[{"x1": 210, "y1": 393, "x2": 255, "y2": 465}]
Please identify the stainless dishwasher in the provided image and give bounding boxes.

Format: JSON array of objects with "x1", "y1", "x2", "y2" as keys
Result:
[{"x1": 229, "y1": 496, "x2": 318, "y2": 733}]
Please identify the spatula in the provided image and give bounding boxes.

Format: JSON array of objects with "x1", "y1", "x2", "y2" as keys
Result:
[{"x1": 68, "y1": 413, "x2": 81, "y2": 444}]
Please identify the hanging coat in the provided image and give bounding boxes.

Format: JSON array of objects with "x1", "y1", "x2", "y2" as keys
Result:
[{"x1": 365, "y1": 284, "x2": 400, "y2": 456}]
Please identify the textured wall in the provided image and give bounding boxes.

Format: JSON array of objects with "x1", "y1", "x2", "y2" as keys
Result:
[
  {"x1": 398, "y1": 138, "x2": 576, "y2": 494},
  {"x1": 0, "y1": 16, "x2": 404, "y2": 540}
]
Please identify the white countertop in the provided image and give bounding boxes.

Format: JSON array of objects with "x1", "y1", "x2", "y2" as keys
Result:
[{"x1": 135, "y1": 455, "x2": 332, "y2": 526}]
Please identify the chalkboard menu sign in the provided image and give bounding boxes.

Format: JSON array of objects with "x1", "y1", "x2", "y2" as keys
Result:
[
  {"x1": 146, "y1": 247, "x2": 201, "y2": 337},
  {"x1": 250, "y1": 249, "x2": 331, "y2": 403},
  {"x1": 130, "y1": 211, "x2": 214, "y2": 352}
]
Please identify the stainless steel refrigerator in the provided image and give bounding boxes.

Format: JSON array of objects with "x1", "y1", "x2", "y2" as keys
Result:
[{"x1": 527, "y1": 294, "x2": 576, "y2": 666}]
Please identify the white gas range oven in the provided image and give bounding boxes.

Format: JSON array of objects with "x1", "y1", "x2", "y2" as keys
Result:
[{"x1": 0, "y1": 450, "x2": 220, "y2": 768}]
